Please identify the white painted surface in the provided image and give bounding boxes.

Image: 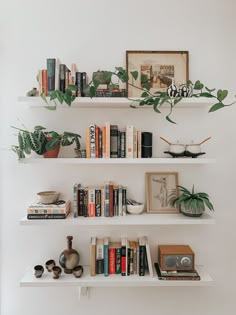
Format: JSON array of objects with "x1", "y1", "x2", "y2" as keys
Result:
[{"x1": 1, "y1": 0, "x2": 236, "y2": 314}]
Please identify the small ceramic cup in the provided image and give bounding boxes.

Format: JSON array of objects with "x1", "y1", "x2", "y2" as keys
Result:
[
  {"x1": 52, "y1": 266, "x2": 62, "y2": 279},
  {"x1": 45, "y1": 259, "x2": 56, "y2": 272},
  {"x1": 73, "y1": 265, "x2": 83, "y2": 278},
  {"x1": 34, "y1": 265, "x2": 44, "y2": 278}
]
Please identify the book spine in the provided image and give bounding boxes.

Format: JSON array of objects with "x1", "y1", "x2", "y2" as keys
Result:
[
  {"x1": 71, "y1": 63, "x2": 76, "y2": 85},
  {"x1": 101, "y1": 187, "x2": 105, "y2": 217},
  {"x1": 109, "y1": 183, "x2": 114, "y2": 217},
  {"x1": 120, "y1": 131, "x2": 126, "y2": 158},
  {"x1": 95, "y1": 189, "x2": 101, "y2": 217},
  {"x1": 83, "y1": 189, "x2": 88, "y2": 217},
  {"x1": 88, "y1": 188, "x2": 95, "y2": 217},
  {"x1": 27, "y1": 213, "x2": 68, "y2": 219},
  {"x1": 27, "y1": 208, "x2": 69, "y2": 214},
  {"x1": 104, "y1": 238, "x2": 109, "y2": 276},
  {"x1": 122, "y1": 187, "x2": 127, "y2": 216},
  {"x1": 90, "y1": 124, "x2": 96, "y2": 158},
  {"x1": 105, "y1": 122, "x2": 110, "y2": 158},
  {"x1": 59, "y1": 64, "x2": 66, "y2": 93},
  {"x1": 75, "y1": 71, "x2": 81, "y2": 97},
  {"x1": 55, "y1": 58, "x2": 60, "y2": 90},
  {"x1": 65, "y1": 67, "x2": 70, "y2": 89},
  {"x1": 110, "y1": 125, "x2": 118, "y2": 158},
  {"x1": 139, "y1": 245, "x2": 146, "y2": 276},
  {"x1": 118, "y1": 186, "x2": 123, "y2": 216},
  {"x1": 116, "y1": 248, "x2": 121, "y2": 274},
  {"x1": 81, "y1": 72, "x2": 87, "y2": 97},
  {"x1": 117, "y1": 130, "x2": 121, "y2": 158},
  {"x1": 127, "y1": 247, "x2": 131, "y2": 276},
  {"x1": 126, "y1": 125, "x2": 134, "y2": 158},
  {"x1": 137, "y1": 130, "x2": 142, "y2": 158},
  {"x1": 95, "y1": 126, "x2": 100, "y2": 158},
  {"x1": 47, "y1": 58, "x2": 56, "y2": 92},
  {"x1": 121, "y1": 237, "x2": 126, "y2": 276},
  {"x1": 99, "y1": 128, "x2": 102, "y2": 158},
  {"x1": 102, "y1": 126, "x2": 106, "y2": 158},
  {"x1": 86, "y1": 127, "x2": 91, "y2": 158},
  {"x1": 109, "y1": 247, "x2": 116, "y2": 274},
  {"x1": 113, "y1": 187, "x2": 118, "y2": 216},
  {"x1": 73, "y1": 183, "x2": 78, "y2": 218},
  {"x1": 133, "y1": 127, "x2": 137, "y2": 158},
  {"x1": 104, "y1": 182, "x2": 110, "y2": 217},
  {"x1": 96, "y1": 239, "x2": 104, "y2": 274},
  {"x1": 90, "y1": 237, "x2": 96, "y2": 276},
  {"x1": 38, "y1": 70, "x2": 43, "y2": 94},
  {"x1": 42, "y1": 69, "x2": 48, "y2": 96},
  {"x1": 130, "y1": 248, "x2": 134, "y2": 275},
  {"x1": 78, "y1": 189, "x2": 84, "y2": 216}
]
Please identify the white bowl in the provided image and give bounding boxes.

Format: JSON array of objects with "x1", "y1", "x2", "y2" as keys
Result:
[
  {"x1": 37, "y1": 191, "x2": 60, "y2": 204},
  {"x1": 127, "y1": 204, "x2": 144, "y2": 215}
]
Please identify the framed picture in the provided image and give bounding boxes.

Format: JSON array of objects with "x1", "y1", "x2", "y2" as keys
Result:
[
  {"x1": 146, "y1": 172, "x2": 179, "y2": 213},
  {"x1": 126, "y1": 51, "x2": 189, "y2": 97}
]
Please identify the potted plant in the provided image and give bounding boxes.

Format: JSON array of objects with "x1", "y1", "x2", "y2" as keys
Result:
[
  {"x1": 172, "y1": 185, "x2": 214, "y2": 217},
  {"x1": 11, "y1": 125, "x2": 81, "y2": 159}
]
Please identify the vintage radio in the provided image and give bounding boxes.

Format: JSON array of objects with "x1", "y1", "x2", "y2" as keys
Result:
[{"x1": 158, "y1": 245, "x2": 195, "y2": 271}]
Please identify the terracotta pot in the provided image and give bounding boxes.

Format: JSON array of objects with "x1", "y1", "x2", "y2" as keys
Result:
[{"x1": 43, "y1": 137, "x2": 60, "y2": 158}]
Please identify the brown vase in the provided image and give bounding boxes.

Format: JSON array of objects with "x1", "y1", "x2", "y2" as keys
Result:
[
  {"x1": 43, "y1": 137, "x2": 60, "y2": 158},
  {"x1": 59, "y1": 236, "x2": 80, "y2": 274}
]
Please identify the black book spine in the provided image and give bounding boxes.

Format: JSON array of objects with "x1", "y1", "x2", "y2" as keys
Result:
[
  {"x1": 47, "y1": 58, "x2": 56, "y2": 92},
  {"x1": 110, "y1": 125, "x2": 118, "y2": 158},
  {"x1": 127, "y1": 248, "x2": 131, "y2": 276},
  {"x1": 59, "y1": 64, "x2": 66, "y2": 93},
  {"x1": 117, "y1": 130, "x2": 121, "y2": 158},
  {"x1": 139, "y1": 245, "x2": 146, "y2": 276},
  {"x1": 75, "y1": 72, "x2": 82, "y2": 96},
  {"x1": 95, "y1": 189, "x2": 101, "y2": 217},
  {"x1": 96, "y1": 259, "x2": 104, "y2": 274},
  {"x1": 120, "y1": 132, "x2": 126, "y2": 158},
  {"x1": 81, "y1": 72, "x2": 87, "y2": 97},
  {"x1": 27, "y1": 213, "x2": 67, "y2": 219},
  {"x1": 122, "y1": 187, "x2": 127, "y2": 215},
  {"x1": 78, "y1": 189, "x2": 84, "y2": 216},
  {"x1": 116, "y1": 248, "x2": 121, "y2": 274},
  {"x1": 83, "y1": 190, "x2": 88, "y2": 217},
  {"x1": 113, "y1": 188, "x2": 118, "y2": 216}
]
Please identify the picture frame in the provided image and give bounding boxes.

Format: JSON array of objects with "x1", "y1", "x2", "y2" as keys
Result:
[
  {"x1": 126, "y1": 51, "x2": 189, "y2": 97},
  {"x1": 145, "y1": 172, "x2": 179, "y2": 213}
]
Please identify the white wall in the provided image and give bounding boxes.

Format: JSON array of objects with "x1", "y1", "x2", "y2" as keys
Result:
[{"x1": 1, "y1": 0, "x2": 236, "y2": 314}]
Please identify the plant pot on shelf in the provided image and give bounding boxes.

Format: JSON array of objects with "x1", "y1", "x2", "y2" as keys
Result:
[
  {"x1": 43, "y1": 137, "x2": 61, "y2": 158},
  {"x1": 180, "y1": 205, "x2": 204, "y2": 217}
]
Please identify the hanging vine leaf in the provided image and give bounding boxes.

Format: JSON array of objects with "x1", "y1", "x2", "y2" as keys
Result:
[{"x1": 209, "y1": 102, "x2": 225, "y2": 112}]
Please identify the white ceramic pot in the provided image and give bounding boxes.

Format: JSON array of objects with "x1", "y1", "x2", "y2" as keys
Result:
[
  {"x1": 185, "y1": 144, "x2": 202, "y2": 154},
  {"x1": 169, "y1": 144, "x2": 185, "y2": 154},
  {"x1": 37, "y1": 191, "x2": 60, "y2": 204},
  {"x1": 127, "y1": 204, "x2": 144, "y2": 215}
]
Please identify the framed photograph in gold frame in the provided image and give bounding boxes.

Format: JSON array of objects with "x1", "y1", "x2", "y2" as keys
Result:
[
  {"x1": 146, "y1": 172, "x2": 179, "y2": 213},
  {"x1": 126, "y1": 51, "x2": 189, "y2": 97}
]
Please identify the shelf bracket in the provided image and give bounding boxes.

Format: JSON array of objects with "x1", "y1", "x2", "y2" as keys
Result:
[{"x1": 78, "y1": 287, "x2": 90, "y2": 300}]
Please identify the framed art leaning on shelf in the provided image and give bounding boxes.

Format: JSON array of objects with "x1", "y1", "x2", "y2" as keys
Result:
[
  {"x1": 146, "y1": 172, "x2": 179, "y2": 213},
  {"x1": 126, "y1": 50, "x2": 189, "y2": 97}
]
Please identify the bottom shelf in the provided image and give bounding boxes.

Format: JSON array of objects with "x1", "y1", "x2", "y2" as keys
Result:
[{"x1": 20, "y1": 265, "x2": 213, "y2": 288}]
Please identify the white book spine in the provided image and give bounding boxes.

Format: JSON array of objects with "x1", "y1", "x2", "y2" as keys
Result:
[
  {"x1": 90, "y1": 124, "x2": 96, "y2": 158},
  {"x1": 133, "y1": 127, "x2": 137, "y2": 158},
  {"x1": 137, "y1": 130, "x2": 142, "y2": 158},
  {"x1": 126, "y1": 125, "x2": 134, "y2": 158}
]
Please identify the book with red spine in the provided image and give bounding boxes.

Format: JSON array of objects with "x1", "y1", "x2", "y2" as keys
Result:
[
  {"x1": 88, "y1": 188, "x2": 95, "y2": 217},
  {"x1": 108, "y1": 247, "x2": 116, "y2": 274}
]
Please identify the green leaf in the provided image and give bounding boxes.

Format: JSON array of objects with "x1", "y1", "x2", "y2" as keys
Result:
[
  {"x1": 143, "y1": 82, "x2": 151, "y2": 91},
  {"x1": 49, "y1": 91, "x2": 57, "y2": 101},
  {"x1": 200, "y1": 92, "x2": 214, "y2": 98},
  {"x1": 44, "y1": 105, "x2": 57, "y2": 110},
  {"x1": 194, "y1": 80, "x2": 204, "y2": 90},
  {"x1": 166, "y1": 115, "x2": 176, "y2": 124},
  {"x1": 64, "y1": 94, "x2": 72, "y2": 106},
  {"x1": 115, "y1": 67, "x2": 125, "y2": 74},
  {"x1": 89, "y1": 86, "x2": 96, "y2": 98},
  {"x1": 217, "y1": 89, "x2": 228, "y2": 102},
  {"x1": 103, "y1": 71, "x2": 112, "y2": 83},
  {"x1": 141, "y1": 92, "x2": 149, "y2": 98},
  {"x1": 153, "y1": 103, "x2": 161, "y2": 113},
  {"x1": 209, "y1": 102, "x2": 225, "y2": 112},
  {"x1": 68, "y1": 84, "x2": 77, "y2": 91},
  {"x1": 141, "y1": 74, "x2": 148, "y2": 84},
  {"x1": 92, "y1": 79, "x2": 100, "y2": 89},
  {"x1": 139, "y1": 100, "x2": 146, "y2": 106},
  {"x1": 41, "y1": 92, "x2": 47, "y2": 104},
  {"x1": 130, "y1": 71, "x2": 138, "y2": 80},
  {"x1": 34, "y1": 126, "x2": 46, "y2": 131},
  {"x1": 205, "y1": 87, "x2": 216, "y2": 93},
  {"x1": 55, "y1": 90, "x2": 64, "y2": 104}
]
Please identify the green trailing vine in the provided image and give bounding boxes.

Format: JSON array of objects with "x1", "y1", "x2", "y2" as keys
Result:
[{"x1": 40, "y1": 67, "x2": 236, "y2": 124}]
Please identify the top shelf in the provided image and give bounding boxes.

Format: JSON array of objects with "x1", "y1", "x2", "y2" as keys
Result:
[{"x1": 18, "y1": 97, "x2": 214, "y2": 109}]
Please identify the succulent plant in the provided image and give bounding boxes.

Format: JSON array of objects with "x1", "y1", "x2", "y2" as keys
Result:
[
  {"x1": 11, "y1": 125, "x2": 81, "y2": 159},
  {"x1": 172, "y1": 185, "x2": 214, "y2": 217}
]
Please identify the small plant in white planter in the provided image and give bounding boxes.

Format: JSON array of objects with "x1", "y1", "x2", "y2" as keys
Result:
[{"x1": 172, "y1": 185, "x2": 214, "y2": 217}]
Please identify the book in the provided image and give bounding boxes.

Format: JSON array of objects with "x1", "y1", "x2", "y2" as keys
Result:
[
  {"x1": 75, "y1": 71, "x2": 82, "y2": 97},
  {"x1": 96, "y1": 238, "x2": 104, "y2": 274},
  {"x1": 59, "y1": 64, "x2": 66, "y2": 92},
  {"x1": 121, "y1": 237, "x2": 127, "y2": 276},
  {"x1": 105, "y1": 122, "x2": 110, "y2": 158},
  {"x1": 90, "y1": 237, "x2": 96, "y2": 276},
  {"x1": 42, "y1": 69, "x2": 48, "y2": 96},
  {"x1": 120, "y1": 131, "x2": 126, "y2": 158},
  {"x1": 73, "y1": 184, "x2": 80, "y2": 218},
  {"x1": 47, "y1": 58, "x2": 56, "y2": 92},
  {"x1": 86, "y1": 127, "x2": 91, "y2": 158},
  {"x1": 154, "y1": 263, "x2": 201, "y2": 280},
  {"x1": 126, "y1": 125, "x2": 134, "y2": 158},
  {"x1": 143, "y1": 236, "x2": 154, "y2": 277},
  {"x1": 103, "y1": 237, "x2": 109, "y2": 276},
  {"x1": 38, "y1": 70, "x2": 43, "y2": 94},
  {"x1": 95, "y1": 189, "x2": 102, "y2": 217},
  {"x1": 110, "y1": 125, "x2": 118, "y2": 158},
  {"x1": 27, "y1": 200, "x2": 71, "y2": 214},
  {"x1": 27, "y1": 213, "x2": 69, "y2": 219},
  {"x1": 88, "y1": 188, "x2": 95, "y2": 217},
  {"x1": 104, "y1": 182, "x2": 110, "y2": 217},
  {"x1": 139, "y1": 237, "x2": 146, "y2": 276},
  {"x1": 122, "y1": 187, "x2": 127, "y2": 216},
  {"x1": 89, "y1": 124, "x2": 96, "y2": 158}
]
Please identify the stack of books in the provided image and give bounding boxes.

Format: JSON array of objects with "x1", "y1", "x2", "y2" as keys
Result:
[
  {"x1": 73, "y1": 182, "x2": 127, "y2": 218},
  {"x1": 154, "y1": 263, "x2": 200, "y2": 280},
  {"x1": 27, "y1": 200, "x2": 71, "y2": 219},
  {"x1": 90, "y1": 236, "x2": 153, "y2": 277}
]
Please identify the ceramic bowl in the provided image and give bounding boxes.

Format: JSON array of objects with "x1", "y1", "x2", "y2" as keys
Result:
[
  {"x1": 37, "y1": 191, "x2": 60, "y2": 204},
  {"x1": 127, "y1": 204, "x2": 144, "y2": 215}
]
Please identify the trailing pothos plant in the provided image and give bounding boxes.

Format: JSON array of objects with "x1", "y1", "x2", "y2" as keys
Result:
[
  {"x1": 40, "y1": 67, "x2": 236, "y2": 124},
  {"x1": 11, "y1": 125, "x2": 81, "y2": 159}
]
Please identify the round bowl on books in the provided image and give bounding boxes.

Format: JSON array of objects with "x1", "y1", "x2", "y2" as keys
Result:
[
  {"x1": 127, "y1": 204, "x2": 144, "y2": 215},
  {"x1": 37, "y1": 191, "x2": 60, "y2": 204}
]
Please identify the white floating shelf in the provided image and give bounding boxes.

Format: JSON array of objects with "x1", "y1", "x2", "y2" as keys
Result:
[
  {"x1": 18, "y1": 96, "x2": 214, "y2": 109},
  {"x1": 19, "y1": 157, "x2": 216, "y2": 165},
  {"x1": 20, "y1": 265, "x2": 213, "y2": 288},
  {"x1": 20, "y1": 212, "x2": 215, "y2": 226}
]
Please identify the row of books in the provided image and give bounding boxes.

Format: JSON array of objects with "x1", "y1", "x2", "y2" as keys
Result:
[
  {"x1": 86, "y1": 123, "x2": 150, "y2": 158},
  {"x1": 73, "y1": 183, "x2": 127, "y2": 218},
  {"x1": 37, "y1": 59, "x2": 127, "y2": 98},
  {"x1": 27, "y1": 200, "x2": 71, "y2": 219},
  {"x1": 38, "y1": 59, "x2": 87, "y2": 96},
  {"x1": 90, "y1": 236, "x2": 153, "y2": 277}
]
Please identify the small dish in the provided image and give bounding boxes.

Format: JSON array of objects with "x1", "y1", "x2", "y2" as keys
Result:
[
  {"x1": 127, "y1": 204, "x2": 144, "y2": 215},
  {"x1": 37, "y1": 191, "x2": 60, "y2": 204}
]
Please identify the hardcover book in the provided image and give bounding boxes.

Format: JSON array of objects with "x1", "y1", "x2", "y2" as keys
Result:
[
  {"x1": 154, "y1": 263, "x2": 200, "y2": 280},
  {"x1": 47, "y1": 58, "x2": 56, "y2": 92}
]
